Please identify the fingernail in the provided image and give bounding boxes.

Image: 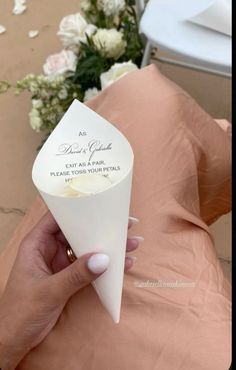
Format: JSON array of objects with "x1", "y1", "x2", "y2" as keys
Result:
[
  {"x1": 128, "y1": 217, "x2": 139, "y2": 224},
  {"x1": 128, "y1": 236, "x2": 144, "y2": 243},
  {"x1": 126, "y1": 255, "x2": 137, "y2": 263},
  {"x1": 87, "y1": 254, "x2": 110, "y2": 274}
]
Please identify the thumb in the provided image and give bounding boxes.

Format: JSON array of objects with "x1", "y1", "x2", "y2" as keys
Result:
[{"x1": 51, "y1": 253, "x2": 110, "y2": 301}]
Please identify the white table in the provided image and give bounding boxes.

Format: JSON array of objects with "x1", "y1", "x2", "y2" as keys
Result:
[{"x1": 138, "y1": 0, "x2": 231, "y2": 77}]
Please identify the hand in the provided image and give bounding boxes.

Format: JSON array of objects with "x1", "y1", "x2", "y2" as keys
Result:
[{"x1": 0, "y1": 212, "x2": 142, "y2": 370}]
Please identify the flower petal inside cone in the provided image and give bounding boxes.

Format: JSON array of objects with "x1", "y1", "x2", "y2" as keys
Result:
[{"x1": 61, "y1": 174, "x2": 112, "y2": 197}]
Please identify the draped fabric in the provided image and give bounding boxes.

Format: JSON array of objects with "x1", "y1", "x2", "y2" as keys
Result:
[{"x1": 0, "y1": 65, "x2": 231, "y2": 370}]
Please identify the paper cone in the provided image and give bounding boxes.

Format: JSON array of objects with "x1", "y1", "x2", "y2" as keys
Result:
[
  {"x1": 32, "y1": 99, "x2": 134, "y2": 323},
  {"x1": 188, "y1": 0, "x2": 232, "y2": 36}
]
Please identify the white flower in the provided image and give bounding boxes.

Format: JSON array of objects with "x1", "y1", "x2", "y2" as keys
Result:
[
  {"x1": 83, "y1": 87, "x2": 100, "y2": 102},
  {"x1": 13, "y1": 0, "x2": 26, "y2": 15},
  {"x1": 52, "y1": 97, "x2": 60, "y2": 106},
  {"x1": 58, "y1": 88, "x2": 68, "y2": 100},
  {"x1": 47, "y1": 113, "x2": 57, "y2": 123},
  {"x1": 40, "y1": 89, "x2": 50, "y2": 99},
  {"x1": 0, "y1": 25, "x2": 6, "y2": 34},
  {"x1": 100, "y1": 61, "x2": 138, "y2": 90},
  {"x1": 43, "y1": 50, "x2": 77, "y2": 76},
  {"x1": 28, "y1": 81, "x2": 39, "y2": 93},
  {"x1": 32, "y1": 99, "x2": 43, "y2": 109},
  {"x1": 57, "y1": 13, "x2": 97, "y2": 48},
  {"x1": 92, "y1": 28, "x2": 126, "y2": 59},
  {"x1": 50, "y1": 75, "x2": 65, "y2": 86},
  {"x1": 97, "y1": 0, "x2": 125, "y2": 16},
  {"x1": 29, "y1": 108, "x2": 42, "y2": 132},
  {"x1": 80, "y1": 0, "x2": 91, "y2": 12}
]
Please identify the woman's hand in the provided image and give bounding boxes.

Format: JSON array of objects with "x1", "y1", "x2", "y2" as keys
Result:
[{"x1": 0, "y1": 213, "x2": 142, "y2": 370}]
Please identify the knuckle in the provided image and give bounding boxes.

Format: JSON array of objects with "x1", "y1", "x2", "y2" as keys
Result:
[{"x1": 68, "y1": 267, "x2": 88, "y2": 287}]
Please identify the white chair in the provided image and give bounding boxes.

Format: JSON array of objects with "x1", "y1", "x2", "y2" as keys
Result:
[{"x1": 137, "y1": 0, "x2": 232, "y2": 78}]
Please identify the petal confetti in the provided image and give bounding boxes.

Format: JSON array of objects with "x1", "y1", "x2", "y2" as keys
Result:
[
  {"x1": 13, "y1": 0, "x2": 27, "y2": 15},
  {"x1": 28, "y1": 30, "x2": 39, "y2": 38},
  {"x1": 0, "y1": 24, "x2": 6, "y2": 34}
]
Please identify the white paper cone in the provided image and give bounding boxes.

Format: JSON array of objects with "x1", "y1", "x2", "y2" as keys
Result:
[
  {"x1": 188, "y1": 0, "x2": 232, "y2": 36},
  {"x1": 32, "y1": 99, "x2": 134, "y2": 323}
]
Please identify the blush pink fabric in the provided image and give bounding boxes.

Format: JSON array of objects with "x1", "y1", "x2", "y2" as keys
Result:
[{"x1": 0, "y1": 64, "x2": 231, "y2": 369}]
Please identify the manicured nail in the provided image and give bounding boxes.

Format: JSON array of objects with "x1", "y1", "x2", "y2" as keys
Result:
[
  {"x1": 128, "y1": 217, "x2": 140, "y2": 224},
  {"x1": 128, "y1": 236, "x2": 144, "y2": 243},
  {"x1": 126, "y1": 255, "x2": 137, "y2": 263},
  {"x1": 87, "y1": 254, "x2": 110, "y2": 274}
]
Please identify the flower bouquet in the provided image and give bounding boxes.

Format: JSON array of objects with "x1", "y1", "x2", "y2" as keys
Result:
[{"x1": 0, "y1": 0, "x2": 144, "y2": 143}]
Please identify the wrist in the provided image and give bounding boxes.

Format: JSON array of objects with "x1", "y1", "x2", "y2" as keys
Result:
[
  {"x1": 0, "y1": 341, "x2": 24, "y2": 370},
  {"x1": 0, "y1": 303, "x2": 30, "y2": 370},
  {"x1": 0, "y1": 333, "x2": 24, "y2": 370}
]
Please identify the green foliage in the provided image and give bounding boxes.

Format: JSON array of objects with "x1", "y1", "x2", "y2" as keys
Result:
[
  {"x1": 121, "y1": 8, "x2": 144, "y2": 66},
  {"x1": 0, "y1": 0, "x2": 145, "y2": 140},
  {"x1": 71, "y1": 41, "x2": 112, "y2": 91},
  {"x1": 125, "y1": 0, "x2": 136, "y2": 5},
  {"x1": 0, "y1": 81, "x2": 11, "y2": 93}
]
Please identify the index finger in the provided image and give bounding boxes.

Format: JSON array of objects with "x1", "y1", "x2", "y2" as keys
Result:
[{"x1": 30, "y1": 211, "x2": 60, "y2": 240}]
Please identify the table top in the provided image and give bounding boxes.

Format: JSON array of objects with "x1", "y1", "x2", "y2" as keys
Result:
[{"x1": 140, "y1": 0, "x2": 231, "y2": 74}]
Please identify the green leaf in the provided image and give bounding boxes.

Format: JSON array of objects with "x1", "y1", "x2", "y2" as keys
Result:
[
  {"x1": 0, "y1": 81, "x2": 11, "y2": 94},
  {"x1": 72, "y1": 43, "x2": 112, "y2": 90},
  {"x1": 125, "y1": 0, "x2": 136, "y2": 5}
]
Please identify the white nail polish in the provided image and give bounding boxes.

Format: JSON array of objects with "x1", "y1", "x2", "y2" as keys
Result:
[
  {"x1": 128, "y1": 236, "x2": 144, "y2": 243},
  {"x1": 126, "y1": 255, "x2": 137, "y2": 263},
  {"x1": 128, "y1": 217, "x2": 140, "y2": 224},
  {"x1": 87, "y1": 254, "x2": 110, "y2": 274}
]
